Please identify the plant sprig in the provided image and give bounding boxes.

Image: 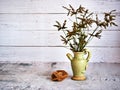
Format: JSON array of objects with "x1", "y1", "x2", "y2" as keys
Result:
[{"x1": 54, "y1": 5, "x2": 117, "y2": 52}]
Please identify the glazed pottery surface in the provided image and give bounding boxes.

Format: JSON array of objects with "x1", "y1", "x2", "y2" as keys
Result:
[{"x1": 66, "y1": 49, "x2": 91, "y2": 80}]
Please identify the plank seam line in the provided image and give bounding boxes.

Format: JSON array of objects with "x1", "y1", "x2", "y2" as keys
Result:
[{"x1": 0, "y1": 45, "x2": 119, "y2": 48}]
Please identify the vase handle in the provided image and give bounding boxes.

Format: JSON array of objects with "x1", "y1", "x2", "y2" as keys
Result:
[
  {"x1": 85, "y1": 49, "x2": 91, "y2": 62},
  {"x1": 66, "y1": 53, "x2": 73, "y2": 61}
]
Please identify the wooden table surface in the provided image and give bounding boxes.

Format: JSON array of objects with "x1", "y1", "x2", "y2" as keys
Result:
[{"x1": 0, "y1": 62, "x2": 120, "y2": 90}]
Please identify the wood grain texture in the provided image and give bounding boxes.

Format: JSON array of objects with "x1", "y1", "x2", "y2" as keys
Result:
[
  {"x1": 0, "y1": 47, "x2": 120, "y2": 63},
  {"x1": 0, "y1": 14, "x2": 119, "y2": 31},
  {"x1": 0, "y1": 63, "x2": 120, "y2": 90},
  {"x1": 0, "y1": 0, "x2": 120, "y2": 13},
  {"x1": 0, "y1": 0, "x2": 120, "y2": 62},
  {"x1": 0, "y1": 30, "x2": 120, "y2": 47}
]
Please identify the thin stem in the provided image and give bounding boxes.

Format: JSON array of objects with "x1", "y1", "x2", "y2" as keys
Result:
[
  {"x1": 87, "y1": 26, "x2": 99, "y2": 42},
  {"x1": 75, "y1": 14, "x2": 78, "y2": 24},
  {"x1": 81, "y1": 26, "x2": 99, "y2": 50},
  {"x1": 62, "y1": 29, "x2": 72, "y2": 48}
]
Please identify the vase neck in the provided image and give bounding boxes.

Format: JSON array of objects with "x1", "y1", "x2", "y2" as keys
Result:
[{"x1": 73, "y1": 52, "x2": 84, "y2": 59}]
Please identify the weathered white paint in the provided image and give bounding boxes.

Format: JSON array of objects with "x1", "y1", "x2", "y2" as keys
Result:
[
  {"x1": 0, "y1": 14, "x2": 119, "y2": 31},
  {"x1": 0, "y1": 0, "x2": 120, "y2": 13},
  {"x1": 0, "y1": 47, "x2": 120, "y2": 63},
  {"x1": 0, "y1": 31, "x2": 120, "y2": 47},
  {"x1": 0, "y1": 0, "x2": 120, "y2": 62},
  {"x1": 0, "y1": 63, "x2": 120, "y2": 90}
]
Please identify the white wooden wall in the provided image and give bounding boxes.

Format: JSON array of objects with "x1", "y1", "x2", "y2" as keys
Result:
[{"x1": 0, "y1": 0, "x2": 120, "y2": 63}]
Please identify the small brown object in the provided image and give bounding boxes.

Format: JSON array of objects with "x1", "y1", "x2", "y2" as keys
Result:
[{"x1": 51, "y1": 70, "x2": 68, "y2": 81}]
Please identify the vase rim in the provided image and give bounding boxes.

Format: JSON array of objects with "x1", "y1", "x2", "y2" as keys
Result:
[
  {"x1": 73, "y1": 51, "x2": 84, "y2": 53},
  {"x1": 73, "y1": 51, "x2": 84, "y2": 52}
]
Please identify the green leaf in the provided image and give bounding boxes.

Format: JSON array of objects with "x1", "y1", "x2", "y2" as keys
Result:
[
  {"x1": 53, "y1": 25, "x2": 59, "y2": 28},
  {"x1": 93, "y1": 30, "x2": 102, "y2": 39},
  {"x1": 70, "y1": 43, "x2": 75, "y2": 51},
  {"x1": 62, "y1": 6, "x2": 70, "y2": 11},
  {"x1": 53, "y1": 21, "x2": 62, "y2": 31},
  {"x1": 62, "y1": 6, "x2": 71, "y2": 16},
  {"x1": 96, "y1": 30, "x2": 102, "y2": 35},
  {"x1": 69, "y1": 4, "x2": 75, "y2": 12},
  {"x1": 61, "y1": 20, "x2": 67, "y2": 29},
  {"x1": 110, "y1": 10, "x2": 116, "y2": 14},
  {"x1": 95, "y1": 35, "x2": 101, "y2": 39},
  {"x1": 111, "y1": 22, "x2": 118, "y2": 26},
  {"x1": 86, "y1": 13, "x2": 93, "y2": 18},
  {"x1": 56, "y1": 21, "x2": 61, "y2": 27},
  {"x1": 73, "y1": 37, "x2": 78, "y2": 45},
  {"x1": 60, "y1": 35, "x2": 68, "y2": 45}
]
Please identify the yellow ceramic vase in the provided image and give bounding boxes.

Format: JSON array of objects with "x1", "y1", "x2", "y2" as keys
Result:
[{"x1": 66, "y1": 49, "x2": 91, "y2": 81}]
